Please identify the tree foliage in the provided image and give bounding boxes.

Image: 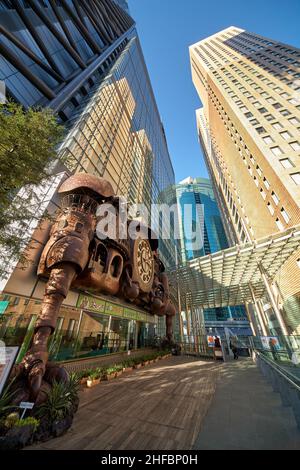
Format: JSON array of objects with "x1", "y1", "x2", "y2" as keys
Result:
[{"x1": 0, "y1": 100, "x2": 64, "y2": 278}]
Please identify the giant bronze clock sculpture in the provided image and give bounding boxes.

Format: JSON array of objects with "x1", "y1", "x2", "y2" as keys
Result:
[{"x1": 14, "y1": 174, "x2": 175, "y2": 402}]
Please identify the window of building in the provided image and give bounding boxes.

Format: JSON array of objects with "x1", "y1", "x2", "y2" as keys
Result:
[
  {"x1": 271, "y1": 146, "x2": 283, "y2": 156},
  {"x1": 248, "y1": 165, "x2": 253, "y2": 175},
  {"x1": 253, "y1": 101, "x2": 262, "y2": 108},
  {"x1": 281, "y1": 207, "x2": 290, "y2": 223},
  {"x1": 266, "y1": 97, "x2": 276, "y2": 104},
  {"x1": 273, "y1": 102, "x2": 283, "y2": 109},
  {"x1": 250, "y1": 118, "x2": 259, "y2": 125},
  {"x1": 288, "y1": 117, "x2": 300, "y2": 126},
  {"x1": 280, "y1": 109, "x2": 291, "y2": 116},
  {"x1": 280, "y1": 158, "x2": 294, "y2": 169},
  {"x1": 272, "y1": 122, "x2": 283, "y2": 130},
  {"x1": 245, "y1": 112, "x2": 253, "y2": 118},
  {"x1": 254, "y1": 176, "x2": 259, "y2": 187},
  {"x1": 291, "y1": 172, "x2": 300, "y2": 185},
  {"x1": 265, "y1": 114, "x2": 275, "y2": 121},
  {"x1": 256, "y1": 126, "x2": 266, "y2": 134},
  {"x1": 276, "y1": 218, "x2": 284, "y2": 231},
  {"x1": 267, "y1": 202, "x2": 274, "y2": 215},
  {"x1": 290, "y1": 141, "x2": 300, "y2": 151},
  {"x1": 263, "y1": 177, "x2": 270, "y2": 189},
  {"x1": 271, "y1": 191, "x2": 279, "y2": 205},
  {"x1": 256, "y1": 165, "x2": 262, "y2": 176},
  {"x1": 260, "y1": 188, "x2": 266, "y2": 199},
  {"x1": 258, "y1": 107, "x2": 268, "y2": 114},
  {"x1": 263, "y1": 135, "x2": 274, "y2": 144},
  {"x1": 280, "y1": 131, "x2": 292, "y2": 141}
]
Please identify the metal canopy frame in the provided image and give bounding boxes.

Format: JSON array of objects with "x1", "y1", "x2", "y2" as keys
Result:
[{"x1": 170, "y1": 225, "x2": 300, "y2": 310}]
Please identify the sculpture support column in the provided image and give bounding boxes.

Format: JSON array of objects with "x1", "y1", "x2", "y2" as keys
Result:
[{"x1": 23, "y1": 264, "x2": 77, "y2": 399}]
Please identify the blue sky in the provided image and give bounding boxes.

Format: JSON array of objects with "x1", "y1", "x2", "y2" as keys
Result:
[{"x1": 128, "y1": 0, "x2": 300, "y2": 183}]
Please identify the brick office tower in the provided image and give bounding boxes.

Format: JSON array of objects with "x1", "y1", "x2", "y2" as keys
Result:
[{"x1": 190, "y1": 27, "x2": 300, "y2": 335}]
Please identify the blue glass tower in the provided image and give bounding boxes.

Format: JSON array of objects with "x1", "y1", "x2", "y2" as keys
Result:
[{"x1": 176, "y1": 177, "x2": 250, "y2": 330}]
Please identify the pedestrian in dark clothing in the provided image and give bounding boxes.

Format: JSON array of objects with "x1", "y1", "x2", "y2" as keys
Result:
[
  {"x1": 269, "y1": 338, "x2": 278, "y2": 362},
  {"x1": 230, "y1": 337, "x2": 239, "y2": 360}
]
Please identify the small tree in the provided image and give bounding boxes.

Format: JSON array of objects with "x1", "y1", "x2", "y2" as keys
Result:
[{"x1": 0, "y1": 100, "x2": 64, "y2": 279}]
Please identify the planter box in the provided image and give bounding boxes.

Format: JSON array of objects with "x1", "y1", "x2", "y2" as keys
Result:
[
  {"x1": 107, "y1": 373, "x2": 117, "y2": 380},
  {"x1": 115, "y1": 371, "x2": 123, "y2": 377},
  {"x1": 87, "y1": 378, "x2": 100, "y2": 388},
  {"x1": 123, "y1": 367, "x2": 133, "y2": 373},
  {"x1": 143, "y1": 361, "x2": 150, "y2": 366},
  {"x1": 135, "y1": 364, "x2": 142, "y2": 369},
  {"x1": 80, "y1": 378, "x2": 88, "y2": 385}
]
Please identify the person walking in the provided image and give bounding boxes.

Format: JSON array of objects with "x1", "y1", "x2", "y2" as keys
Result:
[
  {"x1": 230, "y1": 337, "x2": 239, "y2": 360},
  {"x1": 269, "y1": 337, "x2": 278, "y2": 362}
]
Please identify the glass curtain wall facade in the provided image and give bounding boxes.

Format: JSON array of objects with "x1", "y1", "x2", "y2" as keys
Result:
[
  {"x1": 190, "y1": 27, "x2": 300, "y2": 335},
  {"x1": 0, "y1": 1, "x2": 177, "y2": 359},
  {"x1": 58, "y1": 36, "x2": 176, "y2": 268},
  {"x1": 176, "y1": 177, "x2": 249, "y2": 333}
]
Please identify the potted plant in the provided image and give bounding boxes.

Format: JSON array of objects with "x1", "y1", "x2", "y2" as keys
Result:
[
  {"x1": 114, "y1": 365, "x2": 123, "y2": 378},
  {"x1": 106, "y1": 366, "x2": 117, "y2": 380},
  {"x1": 86, "y1": 369, "x2": 101, "y2": 388},
  {"x1": 122, "y1": 360, "x2": 134, "y2": 373},
  {"x1": 76, "y1": 369, "x2": 91, "y2": 385},
  {"x1": 133, "y1": 358, "x2": 142, "y2": 369}
]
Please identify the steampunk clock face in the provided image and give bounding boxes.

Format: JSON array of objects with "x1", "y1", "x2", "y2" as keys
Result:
[{"x1": 133, "y1": 238, "x2": 154, "y2": 292}]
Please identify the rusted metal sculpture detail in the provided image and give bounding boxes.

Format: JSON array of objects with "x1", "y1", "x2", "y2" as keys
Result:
[{"x1": 20, "y1": 174, "x2": 175, "y2": 400}]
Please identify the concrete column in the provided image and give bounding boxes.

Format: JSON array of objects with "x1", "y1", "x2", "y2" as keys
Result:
[
  {"x1": 259, "y1": 265, "x2": 288, "y2": 336},
  {"x1": 245, "y1": 302, "x2": 258, "y2": 337},
  {"x1": 177, "y1": 280, "x2": 184, "y2": 341},
  {"x1": 249, "y1": 283, "x2": 268, "y2": 336}
]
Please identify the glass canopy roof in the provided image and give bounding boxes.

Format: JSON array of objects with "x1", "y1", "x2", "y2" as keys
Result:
[{"x1": 170, "y1": 225, "x2": 300, "y2": 309}]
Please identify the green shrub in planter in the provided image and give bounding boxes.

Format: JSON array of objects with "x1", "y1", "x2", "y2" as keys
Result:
[
  {"x1": 36, "y1": 380, "x2": 75, "y2": 423},
  {"x1": 106, "y1": 367, "x2": 117, "y2": 377},
  {"x1": 88, "y1": 369, "x2": 101, "y2": 381},
  {"x1": 0, "y1": 378, "x2": 19, "y2": 419},
  {"x1": 76, "y1": 369, "x2": 93, "y2": 381},
  {"x1": 4, "y1": 412, "x2": 20, "y2": 430},
  {"x1": 14, "y1": 417, "x2": 40, "y2": 433}
]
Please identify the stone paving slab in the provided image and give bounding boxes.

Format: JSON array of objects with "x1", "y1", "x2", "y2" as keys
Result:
[{"x1": 193, "y1": 358, "x2": 300, "y2": 450}]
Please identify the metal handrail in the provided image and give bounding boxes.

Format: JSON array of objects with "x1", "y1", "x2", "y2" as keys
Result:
[{"x1": 254, "y1": 349, "x2": 300, "y2": 390}]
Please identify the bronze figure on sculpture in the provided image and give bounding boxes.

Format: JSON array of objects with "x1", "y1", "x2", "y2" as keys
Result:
[{"x1": 16, "y1": 174, "x2": 175, "y2": 402}]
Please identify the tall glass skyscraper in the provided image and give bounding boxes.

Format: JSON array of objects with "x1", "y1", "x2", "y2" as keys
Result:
[
  {"x1": 0, "y1": 1, "x2": 177, "y2": 358},
  {"x1": 176, "y1": 177, "x2": 249, "y2": 330}
]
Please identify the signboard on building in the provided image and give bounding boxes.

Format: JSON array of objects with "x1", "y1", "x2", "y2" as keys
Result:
[
  {"x1": 77, "y1": 294, "x2": 156, "y2": 324},
  {"x1": 261, "y1": 336, "x2": 281, "y2": 350},
  {"x1": 207, "y1": 335, "x2": 215, "y2": 348},
  {"x1": 0, "y1": 344, "x2": 19, "y2": 395}
]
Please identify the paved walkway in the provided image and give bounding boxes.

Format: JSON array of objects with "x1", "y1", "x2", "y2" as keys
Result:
[
  {"x1": 30, "y1": 357, "x2": 219, "y2": 450},
  {"x1": 29, "y1": 357, "x2": 300, "y2": 450},
  {"x1": 194, "y1": 358, "x2": 300, "y2": 450}
]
